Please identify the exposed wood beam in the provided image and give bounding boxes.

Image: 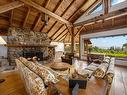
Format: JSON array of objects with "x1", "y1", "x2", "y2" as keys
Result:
[
  {"x1": 65, "y1": 24, "x2": 72, "y2": 35},
  {"x1": 61, "y1": 0, "x2": 76, "y2": 16},
  {"x1": 71, "y1": 27, "x2": 74, "y2": 53},
  {"x1": 103, "y1": 0, "x2": 108, "y2": 14},
  {"x1": 80, "y1": 15, "x2": 127, "y2": 35},
  {"x1": 57, "y1": 31, "x2": 68, "y2": 41},
  {"x1": 111, "y1": 18, "x2": 115, "y2": 26},
  {"x1": 68, "y1": 0, "x2": 89, "y2": 21},
  {"x1": 41, "y1": 0, "x2": 64, "y2": 33},
  {"x1": 47, "y1": 0, "x2": 75, "y2": 36},
  {"x1": 23, "y1": 7, "x2": 30, "y2": 28},
  {"x1": 47, "y1": 0, "x2": 64, "y2": 34},
  {"x1": 54, "y1": 28, "x2": 67, "y2": 40},
  {"x1": 50, "y1": 24, "x2": 64, "y2": 38},
  {"x1": 40, "y1": 24, "x2": 45, "y2": 32},
  {"x1": 53, "y1": 0, "x2": 64, "y2": 13},
  {"x1": 40, "y1": 0, "x2": 50, "y2": 32},
  {"x1": 125, "y1": 15, "x2": 127, "y2": 24},
  {"x1": 68, "y1": 33, "x2": 70, "y2": 43},
  {"x1": 0, "y1": 1, "x2": 24, "y2": 14},
  {"x1": 69, "y1": 0, "x2": 101, "y2": 22},
  {"x1": 32, "y1": 13, "x2": 42, "y2": 31},
  {"x1": 74, "y1": 7, "x2": 127, "y2": 26},
  {"x1": 75, "y1": 25, "x2": 85, "y2": 37},
  {"x1": 9, "y1": 10, "x2": 14, "y2": 26},
  {"x1": 20, "y1": 0, "x2": 71, "y2": 25}
]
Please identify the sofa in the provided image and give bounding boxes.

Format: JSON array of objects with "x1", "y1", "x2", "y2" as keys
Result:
[
  {"x1": 15, "y1": 57, "x2": 68, "y2": 95},
  {"x1": 75, "y1": 56, "x2": 115, "y2": 84}
]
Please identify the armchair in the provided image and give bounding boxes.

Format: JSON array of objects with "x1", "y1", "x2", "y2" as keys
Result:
[{"x1": 61, "y1": 53, "x2": 74, "y2": 65}]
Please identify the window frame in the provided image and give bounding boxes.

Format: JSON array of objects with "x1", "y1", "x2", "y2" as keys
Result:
[
  {"x1": 89, "y1": 3, "x2": 103, "y2": 14},
  {"x1": 110, "y1": 0, "x2": 126, "y2": 6}
]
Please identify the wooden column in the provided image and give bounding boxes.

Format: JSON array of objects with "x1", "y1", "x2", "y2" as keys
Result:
[
  {"x1": 79, "y1": 35, "x2": 81, "y2": 59},
  {"x1": 103, "y1": 0, "x2": 109, "y2": 14},
  {"x1": 83, "y1": 39, "x2": 89, "y2": 61},
  {"x1": 71, "y1": 26, "x2": 74, "y2": 53}
]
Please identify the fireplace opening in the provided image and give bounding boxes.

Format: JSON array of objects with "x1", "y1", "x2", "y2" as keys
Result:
[{"x1": 19, "y1": 50, "x2": 43, "y2": 61}]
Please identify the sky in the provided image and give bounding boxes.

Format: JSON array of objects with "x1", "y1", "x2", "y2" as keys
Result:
[{"x1": 91, "y1": 36, "x2": 127, "y2": 49}]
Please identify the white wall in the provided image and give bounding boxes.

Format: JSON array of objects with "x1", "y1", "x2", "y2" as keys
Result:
[
  {"x1": 50, "y1": 42, "x2": 64, "y2": 52},
  {"x1": 0, "y1": 36, "x2": 7, "y2": 58}
]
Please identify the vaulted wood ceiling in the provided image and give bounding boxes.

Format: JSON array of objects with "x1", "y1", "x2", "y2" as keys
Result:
[{"x1": 0, "y1": 0, "x2": 100, "y2": 43}]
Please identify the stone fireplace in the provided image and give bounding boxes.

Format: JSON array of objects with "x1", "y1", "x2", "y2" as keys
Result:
[{"x1": 7, "y1": 27, "x2": 55, "y2": 66}]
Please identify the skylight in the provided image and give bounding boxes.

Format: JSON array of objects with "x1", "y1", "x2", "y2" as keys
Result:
[
  {"x1": 90, "y1": 4, "x2": 102, "y2": 14},
  {"x1": 111, "y1": 0, "x2": 126, "y2": 6},
  {"x1": 0, "y1": 36, "x2": 7, "y2": 44}
]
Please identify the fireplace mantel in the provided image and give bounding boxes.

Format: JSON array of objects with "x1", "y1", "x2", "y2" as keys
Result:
[{"x1": 4, "y1": 44, "x2": 56, "y2": 48}]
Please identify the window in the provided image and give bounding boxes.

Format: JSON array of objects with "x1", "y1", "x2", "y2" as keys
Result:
[
  {"x1": 90, "y1": 4, "x2": 103, "y2": 14},
  {"x1": 111, "y1": 0, "x2": 126, "y2": 6},
  {"x1": 0, "y1": 36, "x2": 6, "y2": 44}
]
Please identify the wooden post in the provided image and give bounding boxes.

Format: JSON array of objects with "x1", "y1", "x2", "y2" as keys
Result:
[
  {"x1": 79, "y1": 35, "x2": 81, "y2": 59},
  {"x1": 84, "y1": 39, "x2": 89, "y2": 61},
  {"x1": 103, "y1": 0, "x2": 109, "y2": 14},
  {"x1": 71, "y1": 26, "x2": 74, "y2": 53}
]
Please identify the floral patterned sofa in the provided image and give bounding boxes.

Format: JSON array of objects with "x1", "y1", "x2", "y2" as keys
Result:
[{"x1": 15, "y1": 57, "x2": 68, "y2": 95}]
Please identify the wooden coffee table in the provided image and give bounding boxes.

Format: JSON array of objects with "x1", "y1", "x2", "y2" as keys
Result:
[
  {"x1": 50, "y1": 62, "x2": 71, "y2": 71},
  {"x1": 55, "y1": 77, "x2": 108, "y2": 95}
]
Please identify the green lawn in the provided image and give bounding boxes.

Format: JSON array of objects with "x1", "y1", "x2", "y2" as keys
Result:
[{"x1": 91, "y1": 52, "x2": 127, "y2": 57}]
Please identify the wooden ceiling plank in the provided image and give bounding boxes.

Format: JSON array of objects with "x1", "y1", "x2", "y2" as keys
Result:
[
  {"x1": 40, "y1": 24, "x2": 45, "y2": 32},
  {"x1": 53, "y1": 0, "x2": 64, "y2": 13},
  {"x1": 32, "y1": 13, "x2": 42, "y2": 30},
  {"x1": 69, "y1": 0, "x2": 101, "y2": 23},
  {"x1": 47, "y1": 0, "x2": 64, "y2": 34},
  {"x1": 48, "y1": 0, "x2": 75, "y2": 38},
  {"x1": 54, "y1": 28, "x2": 67, "y2": 40},
  {"x1": 20, "y1": 0, "x2": 71, "y2": 25},
  {"x1": 0, "y1": 1, "x2": 24, "y2": 14},
  {"x1": 68, "y1": 0, "x2": 88, "y2": 21},
  {"x1": 61, "y1": 0, "x2": 76, "y2": 16},
  {"x1": 60, "y1": 32, "x2": 68, "y2": 42},
  {"x1": 23, "y1": 7, "x2": 30, "y2": 28},
  {"x1": 50, "y1": 24, "x2": 64, "y2": 38},
  {"x1": 57, "y1": 31, "x2": 68, "y2": 41},
  {"x1": 47, "y1": 21, "x2": 57, "y2": 33},
  {"x1": 63, "y1": 32, "x2": 68, "y2": 43},
  {"x1": 44, "y1": 0, "x2": 50, "y2": 8}
]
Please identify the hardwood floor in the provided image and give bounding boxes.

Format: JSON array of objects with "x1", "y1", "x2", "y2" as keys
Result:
[
  {"x1": 109, "y1": 66, "x2": 127, "y2": 95},
  {"x1": 0, "y1": 66, "x2": 127, "y2": 95},
  {"x1": 0, "y1": 70, "x2": 27, "y2": 95}
]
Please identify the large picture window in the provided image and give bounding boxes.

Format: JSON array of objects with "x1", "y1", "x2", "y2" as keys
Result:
[
  {"x1": 111, "y1": 0, "x2": 126, "y2": 6},
  {"x1": 89, "y1": 4, "x2": 102, "y2": 14}
]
